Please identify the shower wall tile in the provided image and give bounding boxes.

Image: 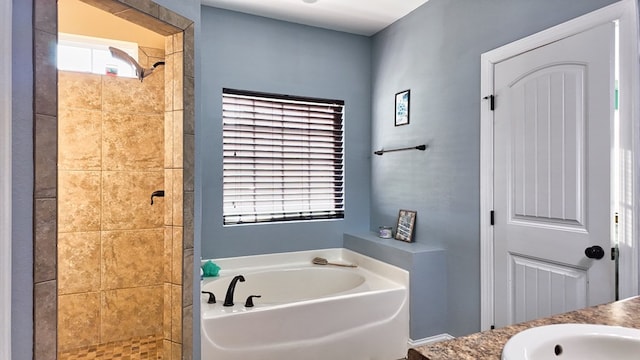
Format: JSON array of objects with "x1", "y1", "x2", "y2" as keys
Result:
[
  {"x1": 164, "y1": 169, "x2": 173, "y2": 225},
  {"x1": 139, "y1": 46, "x2": 165, "y2": 63},
  {"x1": 101, "y1": 286, "x2": 163, "y2": 343},
  {"x1": 34, "y1": 198, "x2": 57, "y2": 283},
  {"x1": 172, "y1": 111, "x2": 183, "y2": 167},
  {"x1": 144, "y1": 62, "x2": 165, "y2": 101},
  {"x1": 165, "y1": 35, "x2": 174, "y2": 56},
  {"x1": 172, "y1": 169, "x2": 183, "y2": 226},
  {"x1": 101, "y1": 171, "x2": 163, "y2": 230},
  {"x1": 117, "y1": 8, "x2": 180, "y2": 36},
  {"x1": 184, "y1": 75, "x2": 194, "y2": 120},
  {"x1": 164, "y1": 226, "x2": 173, "y2": 283},
  {"x1": 163, "y1": 283, "x2": 172, "y2": 340},
  {"x1": 164, "y1": 111, "x2": 174, "y2": 168},
  {"x1": 102, "y1": 76, "x2": 164, "y2": 114},
  {"x1": 171, "y1": 226, "x2": 183, "y2": 285},
  {"x1": 58, "y1": 108, "x2": 102, "y2": 171},
  {"x1": 58, "y1": 71, "x2": 102, "y2": 110},
  {"x1": 182, "y1": 305, "x2": 193, "y2": 360},
  {"x1": 34, "y1": 280, "x2": 57, "y2": 360},
  {"x1": 171, "y1": 169, "x2": 183, "y2": 226},
  {"x1": 171, "y1": 284, "x2": 182, "y2": 342},
  {"x1": 34, "y1": 114, "x2": 57, "y2": 198},
  {"x1": 119, "y1": 0, "x2": 159, "y2": 18},
  {"x1": 173, "y1": 32, "x2": 184, "y2": 53},
  {"x1": 173, "y1": 54, "x2": 183, "y2": 110},
  {"x1": 34, "y1": 30, "x2": 57, "y2": 117},
  {"x1": 102, "y1": 112, "x2": 164, "y2": 170},
  {"x1": 159, "y1": 9, "x2": 191, "y2": 33},
  {"x1": 184, "y1": 26, "x2": 194, "y2": 79},
  {"x1": 58, "y1": 292, "x2": 100, "y2": 352},
  {"x1": 164, "y1": 53, "x2": 175, "y2": 112},
  {"x1": 182, "y1": 248, "x2": 193, "y2": 307},
  {"x1": 183, "y1": 191, "x2": 194, "y2": 250},
  {"x1": 184, "y1": 92, "x2": 194, "y2": 135},
  {"x1": 101, "y1": 229, "x2": 164, "y2": 289},
  {"x1": 58, "y1": 231, "x2": 101, "y2": 295},
  {"x1": 163, "y1": 340, "x2": 173, "y2": 360},
  {"x1": 34, "y1": 0, "x2": 57, "y2": 34},
  {"x1": 78, "y1": 0, "x2": 130, "y2": 16},
  {"x1": 58, "y1": 170, "x2": 101, "y2": 233},
  {"x1": 184, "y1": 134, "x2": 194, "y2": 192},
  {"x1": 172, "y1": 341, "x2": 182, "y2": 360},
  {"x1": 138, "y1": 50, "x2": 150, "y2": 71}
]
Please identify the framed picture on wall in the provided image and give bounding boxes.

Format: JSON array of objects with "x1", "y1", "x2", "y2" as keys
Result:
[
  {"x1": 395, "y1": 89, "x2": 410, "y2": 126},
  {"x1": 395, "y1": 209, "x2": 416, "y2": 242}
]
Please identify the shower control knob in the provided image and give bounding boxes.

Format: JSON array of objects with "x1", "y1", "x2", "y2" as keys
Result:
[{"x1": 584, "y1": 245, "x2": 605, "y2": 260}]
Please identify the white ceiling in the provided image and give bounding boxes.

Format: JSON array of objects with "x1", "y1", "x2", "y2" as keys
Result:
[{"x1": 201, "y1": 0, "x2": 430, "y2": 36}]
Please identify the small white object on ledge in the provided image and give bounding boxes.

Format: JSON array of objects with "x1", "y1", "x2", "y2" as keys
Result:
[{"x1": 378, "y1": 226, "x2": 393, "y2": 239}]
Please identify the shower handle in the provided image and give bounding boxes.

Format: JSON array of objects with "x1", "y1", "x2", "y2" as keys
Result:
[{"x1": 150, "y1": 190, "x2": 165, "y2": 205}]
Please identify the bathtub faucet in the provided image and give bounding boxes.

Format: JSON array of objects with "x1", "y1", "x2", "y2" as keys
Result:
[{"x1": 223, "y1": 275, "x2": 245, "y2": 306}]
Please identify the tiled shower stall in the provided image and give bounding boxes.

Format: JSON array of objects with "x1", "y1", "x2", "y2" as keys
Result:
[{"x1": 31, "y1": 0, "x2": 195, "y2": 359}]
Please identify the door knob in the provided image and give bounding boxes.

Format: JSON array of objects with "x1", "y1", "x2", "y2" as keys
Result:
[{"x1": 584, "y1": 245, "x2": 605, "y2": 260}]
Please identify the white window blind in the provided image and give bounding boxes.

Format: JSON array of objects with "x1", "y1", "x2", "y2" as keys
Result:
[{"x1": 222, "y1": 88, "x2": 345, "y2": 225}]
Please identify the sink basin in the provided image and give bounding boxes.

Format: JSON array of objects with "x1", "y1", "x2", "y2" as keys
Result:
[{"x1": 502, "y1": 324, "x2": 640, "y2": 360}]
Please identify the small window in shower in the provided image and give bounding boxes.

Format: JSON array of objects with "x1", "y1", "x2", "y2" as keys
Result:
[
  {"x1": 222, "y1": 88, "x2": 345, "y2": 225},
  {"x1": 57, "y1": 33, "x2": 138, "y2": 78}
]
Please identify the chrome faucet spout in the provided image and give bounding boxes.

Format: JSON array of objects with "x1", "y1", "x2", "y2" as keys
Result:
[{"x1": 223, "y1": 275, "x2": 245, "y2": 306}]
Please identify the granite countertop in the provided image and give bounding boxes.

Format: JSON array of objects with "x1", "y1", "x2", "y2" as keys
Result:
[{"x1": 408, "y1": 296, "x2": 640, "y2": 360}]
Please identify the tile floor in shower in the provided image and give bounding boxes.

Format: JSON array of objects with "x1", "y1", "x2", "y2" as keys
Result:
[{"x1": 58, "y1": 335, "x2": 164, "y2": 360}]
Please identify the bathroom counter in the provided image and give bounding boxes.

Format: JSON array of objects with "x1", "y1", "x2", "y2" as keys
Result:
[{"x1": 408, "y1": 296, "x2": 640, "y2": 360}]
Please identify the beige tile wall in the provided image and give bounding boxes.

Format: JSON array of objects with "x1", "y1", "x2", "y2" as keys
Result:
[
  {"x1": 57, "y1": 49, "x2": 166, "y2": 352},
  {"x1": 34, "y1": 1, "x2": 194, "y2": 359},
  {"x1": 163, "y1": 32, "x2": 185, "y2": 359}
]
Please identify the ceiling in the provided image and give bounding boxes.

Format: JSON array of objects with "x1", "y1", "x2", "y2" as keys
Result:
[{"x1": 200, "y1": 0, "x2": 430, "y2": 36}]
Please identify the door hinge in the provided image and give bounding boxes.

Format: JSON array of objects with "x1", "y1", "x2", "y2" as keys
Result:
[
  {"x1": 483, "y1": 94, "x2": 495, "y2": 111},
  {"x1": 490, "y1": 210, "x2": 495, "y2": 226},
  {"x1": 611, "y1": 246, "x2": 619, "y2": 261}
]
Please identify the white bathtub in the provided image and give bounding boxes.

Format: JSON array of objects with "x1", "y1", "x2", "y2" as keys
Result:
[{"x1": 200, "y1": 248, "x2": 409, "y2": 360}]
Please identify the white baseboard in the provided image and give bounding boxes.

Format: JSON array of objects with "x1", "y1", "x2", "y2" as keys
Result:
[{"x1": 408, "y1": 334, "x2": 455, "y2": 348}]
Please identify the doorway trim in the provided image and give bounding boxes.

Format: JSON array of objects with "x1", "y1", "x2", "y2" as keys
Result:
[
  {"x1": 1, "y1": 0, "x2": 12, "y2": 357},
  {"x1": 480, "y1": 0, "x2": 640, "y2": 330}
]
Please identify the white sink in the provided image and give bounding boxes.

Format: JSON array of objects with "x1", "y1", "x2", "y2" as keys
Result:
[{"x1": 502, "y1": 324, "x2": 640, "y2": 360}]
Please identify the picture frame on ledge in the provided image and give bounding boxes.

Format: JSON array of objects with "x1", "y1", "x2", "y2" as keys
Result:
[
  {"x1": 395, "y1": 89, "x2": 410, "y2": 126},
  {"x1": 395, "y1": 209, "x2": 416, "y2": 242}
]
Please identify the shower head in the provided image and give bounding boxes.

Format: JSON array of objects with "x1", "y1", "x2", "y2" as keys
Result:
[{"x1": 108, "y1": 46, "x2": 165, "y2": 82}]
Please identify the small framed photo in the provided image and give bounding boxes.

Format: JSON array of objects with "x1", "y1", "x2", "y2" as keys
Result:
[
  {"x1": 395, "y1": 89, "x2": 410, "y2": 126},
  {"x1": 395, "y1": 209, "x2": 416, "y2": 242}
]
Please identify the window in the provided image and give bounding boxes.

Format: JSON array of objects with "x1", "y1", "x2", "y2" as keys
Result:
[
  {"x1": 222, "y1": 88, "x2": 345, "y2": 225},
  {"x1": 57, "y1": 33, "x2": 138, "y2": 78}
]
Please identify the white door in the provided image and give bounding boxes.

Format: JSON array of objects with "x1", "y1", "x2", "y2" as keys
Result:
[{"x1": 493, "y1": 22, "x2": 615, "y2": 327}]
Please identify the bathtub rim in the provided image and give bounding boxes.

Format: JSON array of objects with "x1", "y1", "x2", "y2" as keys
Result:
[{"x1": 202, "y1": 248, "x2": 409, "y2": 288}]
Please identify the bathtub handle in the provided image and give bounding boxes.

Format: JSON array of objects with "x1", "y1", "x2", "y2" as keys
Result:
[
  {"x1": 202, "y1": 291, "x2": 216, "y2": 304},
  {"x1": 245, "y1": 295, "x2": 261, "y2": 307}
]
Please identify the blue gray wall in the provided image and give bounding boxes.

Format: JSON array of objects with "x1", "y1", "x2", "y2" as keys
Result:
[
  {"x1": 11, "y1": 1, "x2": 630, "y2": 357},
  {"x1": 200, "y1": 7, "x2": 372, "y2": 259},
  {"x1": 370, "y1": 0, "x2": 619, "y2": 337}
]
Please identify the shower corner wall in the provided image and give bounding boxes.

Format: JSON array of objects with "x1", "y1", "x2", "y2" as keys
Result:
[
  {"x1": 56, "y1": 44, "x2": 167, "y2": 357},
  {"x1": 33, "y1": 1, "x2": 195, "y2": 359},
  {"x1": 162, "y1": 30, "x2": 189, "y2": 360}
]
